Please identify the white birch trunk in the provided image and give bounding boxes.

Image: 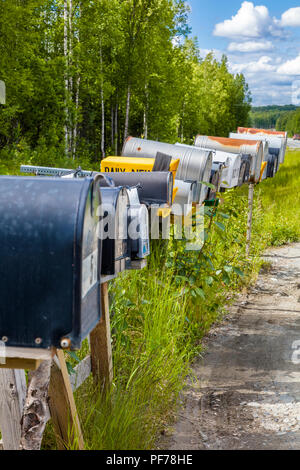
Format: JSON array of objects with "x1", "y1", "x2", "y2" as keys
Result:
[
  {"x1": 143, "y1": 82, "x2": 149, "y2": 139},
  {"x1": 72, "y1": 1, "x2": 81, "y2": 160},
  {"x1": 64, "y1": 0, "x2": 69, "y2": 157},
  {"x1": 114, "y1": 102, "x2": 118, "y2": 155},
  {"x1": 73, "y1": 75, "x2": 80, "y2": 160},
  {"x1": 124, "y1": 84, "x2": 131, "y2": 142},
  {"x1": 111, "y1": 104, "x2": 114, "y2": 149},
  {"x1": 69, "y1": 0, "x2": 73, "y2": 157},
  {"x1": 100, "y1": 42, "x2": 105, "y2": 159}
]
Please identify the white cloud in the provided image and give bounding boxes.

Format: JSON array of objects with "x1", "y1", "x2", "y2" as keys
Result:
[
  {"x1": 199, "y1": 48, "x2": 224, "y2": 61},
  {"x1": 228, "y1": 40, "x2": 274, "y2": 52},
  {"x1": 281, "y1": 7, "x2": 300, "y2": 27},
  {"x1": 214, "y1": 1, "x2": 282, "y2": 39},
  {"x1": 277, "y1": 55, "x2": 300, "y2": 75},
  {"x1": 230, "y1": 55, "x2": 276, "y2": 73}
]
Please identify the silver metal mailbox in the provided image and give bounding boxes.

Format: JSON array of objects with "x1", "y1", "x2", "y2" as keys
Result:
[
  {"x1": 230, "y1": 132, "x2": 285, "y2": 165},
  {"x1": 122, "y1": 137, "x2": 213, "y2": 204},
  {"x1": 237, "y1": 127, "x2": 287, "y2": 164},
  {"x1": 171, "y1": 180, "x2": 199, "y2": 216},
  {"x1": 194, "y1": 135, "x2": 263, "y2": 183},
  {"x1": 212, "y1": 151, "x2": 242, "y2": 189}
]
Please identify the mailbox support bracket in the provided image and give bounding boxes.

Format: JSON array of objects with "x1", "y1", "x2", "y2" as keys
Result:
[{"x1": 90, "y1": 283, "x2": 113, "y2": 387}]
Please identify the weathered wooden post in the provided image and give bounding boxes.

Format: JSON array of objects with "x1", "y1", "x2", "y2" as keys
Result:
[
  {"x1": 90, "y1": 283, "x2": 113, "y2": 387},
  {"x1": 48, "y1": 351, "x2": 85, "y2": 450},
  {"x1": 0, "y1": 369, "x2": 26, "y2": 450}
]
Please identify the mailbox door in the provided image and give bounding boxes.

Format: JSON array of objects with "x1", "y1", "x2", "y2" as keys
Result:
[{"x1": 73, "y1": 178, "x2": 102, "y2": 348}]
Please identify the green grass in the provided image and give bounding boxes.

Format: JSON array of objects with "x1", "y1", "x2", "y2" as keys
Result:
[
  {"x1": 1, "y1": 146, "x2": 299, "y2": 450},
  {"x1": 72, "y1": 150, "x2": 300, "y2": 450},
  {"x1": 257, "y1": 150, "x2": 300, "y2": 246}
]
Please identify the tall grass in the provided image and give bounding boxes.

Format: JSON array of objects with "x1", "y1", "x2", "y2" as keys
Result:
[
  {"x1": 257, "y1": 149, "x2": 300, "y2": 246},
  {"x1": 75, "y1": 149, "x2": 299, "y2": 450}
]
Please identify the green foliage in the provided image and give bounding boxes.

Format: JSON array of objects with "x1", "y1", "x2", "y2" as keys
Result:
[
  {"x1": 276, "y1": 108, "x2": 300, "y2": 137},
  {"x1": 0, "y1": 0, "x2": 251, "y2": 160},
  {"x1": 1, "y1": 146, "x2": 298, "y2": 450},
  {"x1": 72, "y1": 151, "x2": 300, "y2": 451},
  {"x1": 256, "y1": 149, "x2": 300, "y2": 245},
  {"x1": 250, "y1": 105, "x2": 297, "y2": 131}
]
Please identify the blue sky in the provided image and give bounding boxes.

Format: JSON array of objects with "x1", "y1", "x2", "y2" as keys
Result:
[{"x1": 187, "y1": 1, "x2": 300, "y2": 106}]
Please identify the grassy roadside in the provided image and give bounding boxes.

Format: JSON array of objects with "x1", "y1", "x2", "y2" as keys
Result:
[
  {"x1": 72, "y1": 149, "x2": 300, "y2": 450},
  {"x1": 1, "y1": 147, "x2": 299, "y2": 450}
]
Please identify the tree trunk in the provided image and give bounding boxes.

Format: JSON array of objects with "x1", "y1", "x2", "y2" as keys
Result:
[
  {"x1": 101, "y1": 89, "x2": 105, "y2": 159},
  {"x1": 100, "y1": 43, "x2": 105, "y2": 159},
  {"x1": 114, "y1": 101, "x2": 118, "y2": 155},
  {"x1": 20, "y1": 360, "x2": 52, "y2": 451},
  {"x1": 72, "y1": 1, "x2": 81, "y2": 160},
  {"x1": 69, "y1": 0, "x2": 73, "y2": 157},
  {"x1": 124, "y1": 84, "x2": 131, "y2": 142},
  {"x1": 180, "y1": 103, "x2": 185, "y2": 143},
  {"x1": 73, "y1": 75, "x2": 80, "y2": 159},
  {"x1": 111, "y1": 104, "x2": 114, "y2": 150},
  {"x1": 143, "y1": 82, "x2": 149, "y2": 139}
]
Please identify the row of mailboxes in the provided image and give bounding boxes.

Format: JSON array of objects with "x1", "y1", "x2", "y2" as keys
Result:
[
  {"x1": 194, "y1": 135, "x2": 264, "y2": 184},
  {"x1": 100, "y1": 155, "x2": 180, "y2": 219},
  {"x1": 0, "y1": 165, "x2": 158, "y2": 350},
  {"x1": 230, "y1": 132, "x2": 285, "y2": 167},
  {"x1": 122, "y1": 137, "x2": 213, "y2": 206},
  {"x1": 21, "y1": 165, "x2": 151, "y2": 274},
  {"x1": 237, "y1": 127, "x2": 287, "y2": 165}
]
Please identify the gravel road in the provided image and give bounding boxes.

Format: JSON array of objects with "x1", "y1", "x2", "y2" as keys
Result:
[{"x1": 161, "y1": 243, "x2": 300, "y2": 450}]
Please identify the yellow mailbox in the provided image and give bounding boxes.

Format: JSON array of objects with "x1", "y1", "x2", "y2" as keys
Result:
[{"x1": 100, "y1": 156, "x2": 180, "y2": 205}]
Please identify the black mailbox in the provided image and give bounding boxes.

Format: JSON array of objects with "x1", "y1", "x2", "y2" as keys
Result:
[
  {"x1": 207, "y1": 162, "x2": 223, "y2": 201},
  {"x1": 100, "y1": 187, "x2": 130, "y2": 276},
  {"x1": 99, "y1": 171, "x2": 173, "y2": 206},
  {"x1": 0, "y1": 176, "x2": 102, "y2": 350},
  {"x1": 266, "y1": 153, "x2": 278, "y2": 178},
  {"x1": 268, "y1": 149, "x2": 280, "y2": 175},
  {"x1": 241, "y1": 155, "x2": 252, "y2": 183}
]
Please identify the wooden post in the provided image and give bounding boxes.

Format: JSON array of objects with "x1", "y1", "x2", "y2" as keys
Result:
[
  {"x1": 20, "y1": 360, "x2": 52, "y2": 451},
  {"x1": 0, "y1": 369, "x2": 26, "y2": 450},
  {"x1": 90, "y1": 282, "x2": 113, "y2": 387},
  {"x1": 246, "y1": 183, "x2": 254, "y2": 258},
  {"x1": 48, "y1": 350, "x2": 84, "y2": 450}
]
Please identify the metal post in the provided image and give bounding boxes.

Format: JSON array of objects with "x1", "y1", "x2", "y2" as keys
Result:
[{"x1": 246, "y1": 183, "x2": 254, "y2": 258}]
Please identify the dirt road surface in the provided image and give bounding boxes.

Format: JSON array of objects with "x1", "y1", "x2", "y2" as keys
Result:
[{"x1": 162, "y1": 243, "x2": 300, "y2": 450}]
